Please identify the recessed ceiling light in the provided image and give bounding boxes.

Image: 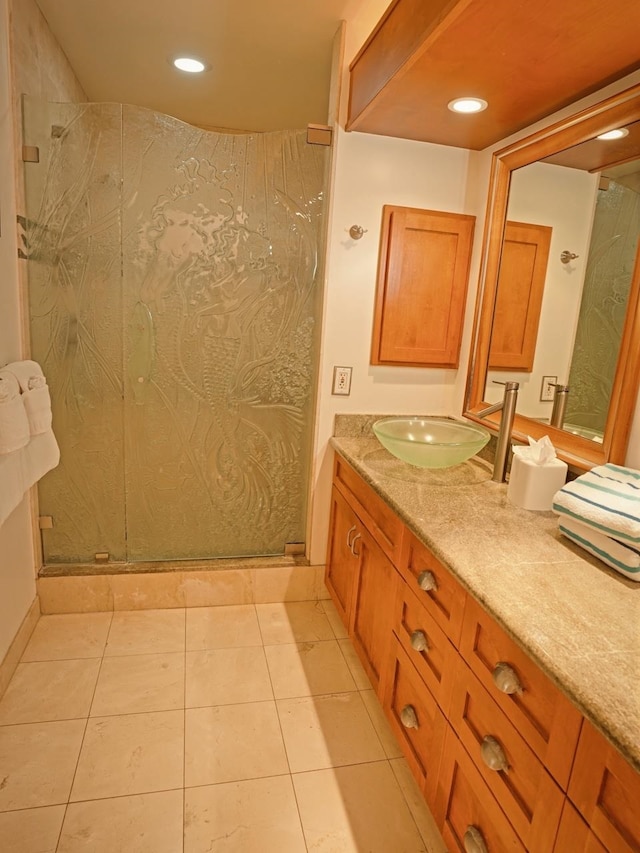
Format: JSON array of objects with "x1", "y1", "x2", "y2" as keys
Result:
[
  {"x1": 448, "y1": 97, "x2": 488, "y2": 114},
  {"x1": 172, "y1": 56, "x2": 209, "y2": 73},
  {"x1": 597, "y1": 128, "x2": 629, "y2": 141}
]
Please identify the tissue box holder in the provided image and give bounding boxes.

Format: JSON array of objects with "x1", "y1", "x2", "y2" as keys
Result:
[{"x1": 508, "y1": 455, "x2": 568, "y2": 511}]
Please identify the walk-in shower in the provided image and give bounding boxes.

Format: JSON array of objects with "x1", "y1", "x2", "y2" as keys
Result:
[{"x1": 22, "y1": 98, "x2": 328, "y2": 564}]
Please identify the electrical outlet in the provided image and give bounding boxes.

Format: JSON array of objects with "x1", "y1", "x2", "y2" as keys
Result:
[
  {"x1": 332, "y1": 366, "x2": 352, "y2": 396},
  {"x1": 540, "y1": 375, "x2": 558, "y2": 402}
]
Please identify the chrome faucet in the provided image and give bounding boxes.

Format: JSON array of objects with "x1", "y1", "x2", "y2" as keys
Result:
[
  {"x1": 477, "y1": 380, "x2": 520, "y2": 483},
  {"x1": 550, "y1": 383, "x2": 570, "y2": 429}
]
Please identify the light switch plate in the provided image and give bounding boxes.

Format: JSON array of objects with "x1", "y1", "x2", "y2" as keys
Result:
[
  {"x1": 540, "y1": 375, "x2": 557, "y2": 402},
  {"x1": 332, "y1": 366, "x2": 352, "y2": 396}
]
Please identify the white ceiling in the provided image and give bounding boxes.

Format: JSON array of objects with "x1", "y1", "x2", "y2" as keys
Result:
[{"x1": 34, "y1": 0, "x2": 355, "y2": 132}]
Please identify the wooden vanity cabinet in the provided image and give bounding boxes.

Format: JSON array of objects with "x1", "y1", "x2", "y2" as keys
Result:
[
  {"x1": 448, "y1": 658, "x2": 564, "y2": 851},
  {"x1": 554, "y1": 801, "x2": 608, "y2": 853},
  {"x1": 568, "y1": 720, "x2": 640, "y2": 853},
  {"x1": 349, "y1": 525, "x2": 398, "y2": 693},
  {"x1": 325, "y1": 453, "x2": 639, "y2": 851},
  {"x1": 325, "y1": 456, "x2": 403, "y2": 695},
  {"x1": 325, "y1": 486, "x2": 360, "y2": 625},
  {"x1": 460, "y1": 596, "x2": 582, "y2": 789},
  {"x1": 400, "y1": 529, "x2": 467, "y2": 644}
]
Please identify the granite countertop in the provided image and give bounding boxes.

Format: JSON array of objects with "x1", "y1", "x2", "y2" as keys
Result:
[{"x1": 330, "y1": 419, "x2": 640, "y2": 772}]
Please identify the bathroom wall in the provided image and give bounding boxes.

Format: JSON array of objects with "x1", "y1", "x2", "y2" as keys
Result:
[
  {"x1": 307, "y1": 3, "x2": 481, "y2": 564},
  {"x1": 0, "y1": 0, "x2": 87, "y2": 665}
]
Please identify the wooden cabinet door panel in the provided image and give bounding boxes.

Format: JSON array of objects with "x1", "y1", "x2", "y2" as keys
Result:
[
  {"x1": 435, "y1": 727, "x2": 526, "y2": 852},
  {"x1": 383, "y1": 638, "x2": 447, "y2": 807},
  {"x1": 333, "y1": 454, "x2": 404, "y2": 564},
  {"x1": 568, "y1": 720, "x2": 640, "y2": 853},
  {"x1": 395, "y1": 581, "x2": 457, "y2": 715},
  {"x1": 460, "y1": 596, "x2": 582, "y2": 788},
  {"x1": 554, "y1": 800, "x2": 608, "y2": 853},
  {"x1": 350, "y1": 528, "x2": 398, "y2": 694},
  {"x1": 371, "y1": 205, "x2": 475, "y2": 367},
  {"x1": 449, "y1": 659, "x2": 564, "y2": 851},
  {"x1": 324, "y1": 486, "x2": 359, "y2": 627},
  {"x1": 400, "y1": 530, "x2": 467, "y2": 645},
  {"x1": 488, "y1": 220, "x2": 552, "y2": 371}
]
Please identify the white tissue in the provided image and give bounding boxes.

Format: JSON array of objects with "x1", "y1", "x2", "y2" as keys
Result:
[{"x1": 512, "y1": 435, "x2": 557, "y2": 466}]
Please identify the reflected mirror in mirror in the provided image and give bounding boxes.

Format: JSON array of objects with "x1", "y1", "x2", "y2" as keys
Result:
[
  {"x1": 465, "y1": 82, "x2": 640, "y2": 469},
  {"x1": 484, "y1": 122, "x2": 640, "y2": 444}
]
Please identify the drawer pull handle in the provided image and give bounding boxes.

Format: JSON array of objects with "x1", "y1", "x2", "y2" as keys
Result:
[
  {"x1": 410, "y1": 630, "x2": 429, "y2": 653},
  {"x1": 400, "y1": 705, "x2": 419, "y2": 729},
  {"x1": 351, "y1": 533, "x2": 361, "y2": 556},
  {"x1": 492, "y1": 662, "x2": 523, "y2": 695},
  {"x1": 480, "y1": 735, "x2": 509, "y2": 773},
  {"x1": 417, "y1": 570, "x2": 437, "y2": 592},
  {"x1": 463, "y1": 826, "x2": 488, "y2": 853},
  {"x1": 346, "y1": 525, "x2": 357, "y2": 550}
]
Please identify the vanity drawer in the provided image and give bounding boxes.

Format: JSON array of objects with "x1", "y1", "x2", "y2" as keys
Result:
[
  {"x1": 333, "y1": 455, "x2": 404, "y2": 564},
  {"x1": 554, "y1": 801, "x2": 608, "y2": 853},
  {"x1": 449, "y1": 658, "x2": 564, "y2": 852},
  {"x1": 435, "y1": 726, "x2": 526, "y2": 853},
  {"x1": 568, "y1": 720, "x2": 640, "y2": 853},
  {"x1": 394, "y1": 581, "x2": 457, "y2": 714},
  {"x1": 382, "y1": 637, "x2": 447, "y2": 807},
  {"x1": 460, "y1": 596, "x2": 582, "y2": 788},
  {"x1": 399, "y1": 530, "x2": 467, "y2": 645}
]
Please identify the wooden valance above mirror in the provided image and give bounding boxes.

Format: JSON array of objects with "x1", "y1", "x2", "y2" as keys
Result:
[{"x1": 465, "y1": 83, "x2": 640, "y2": 470}]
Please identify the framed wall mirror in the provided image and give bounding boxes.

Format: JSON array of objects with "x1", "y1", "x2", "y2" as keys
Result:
[{"x1": 465, "y1": 83, "x2": 640, "y2": 469}]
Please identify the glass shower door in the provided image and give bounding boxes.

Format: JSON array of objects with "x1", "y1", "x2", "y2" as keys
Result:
[
  {"x1": 22, "y1": 99, "x2": 127, "y2": 563},
  {"x1": 23, "y1": 97, "x2": 327, "y2": 563}
]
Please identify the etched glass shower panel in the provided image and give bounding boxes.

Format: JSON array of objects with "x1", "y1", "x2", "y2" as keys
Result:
[
  {"x1": 121, "y1": 109, "x2": 326, "y2": 559},
  {"x1": 22, "y1": 98, "x2": 126, "y2": 562},
  {"x1": 24, "y1": 99, "x2": 325, "y2": 562},
  {"x1": 566, "y1": 180, "x2": 640, "y2": 432}
]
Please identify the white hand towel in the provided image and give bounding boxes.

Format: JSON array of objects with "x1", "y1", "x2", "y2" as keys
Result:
[
  {"x1": 0, "y1": 370, "x2": 30, "y2": 454},
  {"x1": 5, "y1": 359, "x2": 45, "y2": 392},
  {"x1": 552, "y1": 467, "x2": 640, "y2": 545},
  {"x1": 558, "y1": 516, "x2": 640, "y2": 581},
  {"x1": 4, "y1": 360, "x2": 53, "y2": 435},
  {"x1": 22, "y1": 384, "x2": 53, "y2": 434}
]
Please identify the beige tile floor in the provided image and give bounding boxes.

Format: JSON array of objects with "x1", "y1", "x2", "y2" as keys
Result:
[{"x1": 0, "y1": 599, "x2": 447, "y2": 852}]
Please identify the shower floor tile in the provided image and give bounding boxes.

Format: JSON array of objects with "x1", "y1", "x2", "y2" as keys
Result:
[{"x1": 0, "y1": 601, "x2": 446, "y2": 851}]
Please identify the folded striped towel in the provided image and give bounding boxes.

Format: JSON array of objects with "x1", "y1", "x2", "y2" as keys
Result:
[
  {"x1": 552, "y1": 463, "x2": 640, "y2": 545},
  {"x1": 558, "y1": 516, "x2": 640, "y2": 581}
]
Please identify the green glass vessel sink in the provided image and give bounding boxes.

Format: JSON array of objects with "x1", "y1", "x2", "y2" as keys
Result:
[{"x1": 372, "y1": 418, "x2": 491, "y2": 469}]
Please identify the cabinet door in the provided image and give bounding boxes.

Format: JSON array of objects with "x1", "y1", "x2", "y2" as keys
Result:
[
  {"x1": 460, "y1": 596, "x2": 582, "y2": 789},
  {"x1": 435, "y1": 727, "x2": 526, "y2": 853},
  {"x1": 568, "y1": 720, "x2": 640, "y2": 853},
  {"x1": 324, "y1": 486, "x2": 359, "y2": 627},
  {"x1": 370, "y1": 205, "x2": 475, "y2": 367},
  {"x1": 350, "y1": 526, "x2": 398, "y2": 694},
  {"x1": 554, "y1": 800, "x2": 608, "y2": 853},
  {"x1": 383, "y1": 638, "x2": 448, "y2": 808},
  {"x1": 488, "y1": 220, "x2": 552, "y2": 371}
]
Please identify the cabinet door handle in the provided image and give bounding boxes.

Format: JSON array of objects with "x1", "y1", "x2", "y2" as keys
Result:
[
  {"x1": 417, "y1": 570, "x2": 437, "y2": 592},
  {"x1": 400, "y1": 704, "x2": 419, "y2": 729},
  {"x1": 492, "y1": 662, "x2": 523, "y2": 695},
  {"x1": 463, "y1": 826, "x2": 488, "y2": 853},
  {"x1": 351, "y1": 533, "x2": 361, "y2": 556},
  {"x1": 410, "y1": 630, "x2": 429, "y2": 653},
  {"x1": 346, "y1": 525, "x2": 357, "y2": 550},
  {"x1": 480, "y1": 735, "x2": 509, "y2": 773}
]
